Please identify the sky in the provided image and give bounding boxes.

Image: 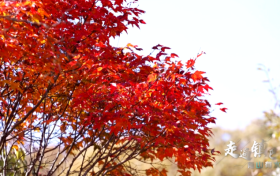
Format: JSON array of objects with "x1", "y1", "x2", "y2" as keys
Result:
[{"x1": 111, "y1": 0, "x2": 280, "y2": 130}]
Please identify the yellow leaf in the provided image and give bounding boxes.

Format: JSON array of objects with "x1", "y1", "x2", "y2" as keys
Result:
[
  {"x1": 38, "y1": 8, "x2": 49, "y2": 17},
  {"x1": 24, "y1": 1, "x2": 32, "y2": 6},
  {"x1": 127, "y1": 43, "x2": 134, "y2": 47},
  {"x1": 97, "y1": 67, "x2": 103, "y2": 72},
  {"x1": 31, "y1": 14, "x2": 41, "y2": 24},
  {"x1": 34, "y1": 127, "x2": 40, "y2": 132},
  {"x1": 12, "y1": 145, "x2": 19, "y2": 151}
]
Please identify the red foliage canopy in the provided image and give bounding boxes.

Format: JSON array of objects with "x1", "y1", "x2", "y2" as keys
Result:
[{"x1": 0, "y1": 0, "x2": 225, "y2": 175}]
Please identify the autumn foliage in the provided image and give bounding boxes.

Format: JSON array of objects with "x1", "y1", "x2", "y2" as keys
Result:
[{"x1": 0, "y1": 0, "x2": 224, "y2": 175}]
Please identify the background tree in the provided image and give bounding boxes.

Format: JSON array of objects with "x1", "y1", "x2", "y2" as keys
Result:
[
  {"x1": 259, "y1": 65, "x2": 280, "y2": 176},
  {"x1": 259, "y1": 65, "x2": 280, "y2": 139},
  {"x1": 191, "y1": 65, "x2": 280, "y2": 176},
  {"x1": 191, "y1": 119, "x2": 275, "y2": 176},
  {"x1": 0, "y1": 0, "x2": 223, "y2": 175},
  {"x1": 0, "y1": 147, "x2": 27, "y2": 176}
]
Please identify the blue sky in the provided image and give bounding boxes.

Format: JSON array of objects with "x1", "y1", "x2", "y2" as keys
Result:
[{"x1": 111, "y1": 0, "x2": 280, "y2": 130}]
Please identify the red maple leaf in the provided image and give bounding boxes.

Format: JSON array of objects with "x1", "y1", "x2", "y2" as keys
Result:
[
  {"x1": 186, "y1": 59, "x2": 195, "y2": 68},
  {"x1": 171, "y1": 53, "x2": 179, "y2": 58},
  {"x1": 220, "y1": 108, "x2": 228, "y2": 112},
  {"x1": 191, "y1": 71, "x2": 205, "y2": 82}
]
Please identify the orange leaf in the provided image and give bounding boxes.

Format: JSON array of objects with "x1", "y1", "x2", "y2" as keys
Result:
[
  {"x1": 25, "y1": 107, "x2": 33, "y2": 112},
  {"x1": 147, "y1": 73, "x2": 157, "y2": 83},
  {"x1": 126, "y1": 43, "x2": 134, "y2": 47},
  {"x1": 191, "y1": 71, "x2": 205, "y2": 82}
]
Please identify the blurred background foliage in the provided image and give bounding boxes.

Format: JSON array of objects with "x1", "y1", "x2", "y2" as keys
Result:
[
  {"x1": 191, "y1": 66, "x2": 280, "y2": 176},
  {"x1": 0, "y1": 148, "x2": 27, "y2": 176}
]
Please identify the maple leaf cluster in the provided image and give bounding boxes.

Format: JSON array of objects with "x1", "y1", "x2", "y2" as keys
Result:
[{"x1": 0, "y1": 0, "x2": 224, "y2": 175}]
